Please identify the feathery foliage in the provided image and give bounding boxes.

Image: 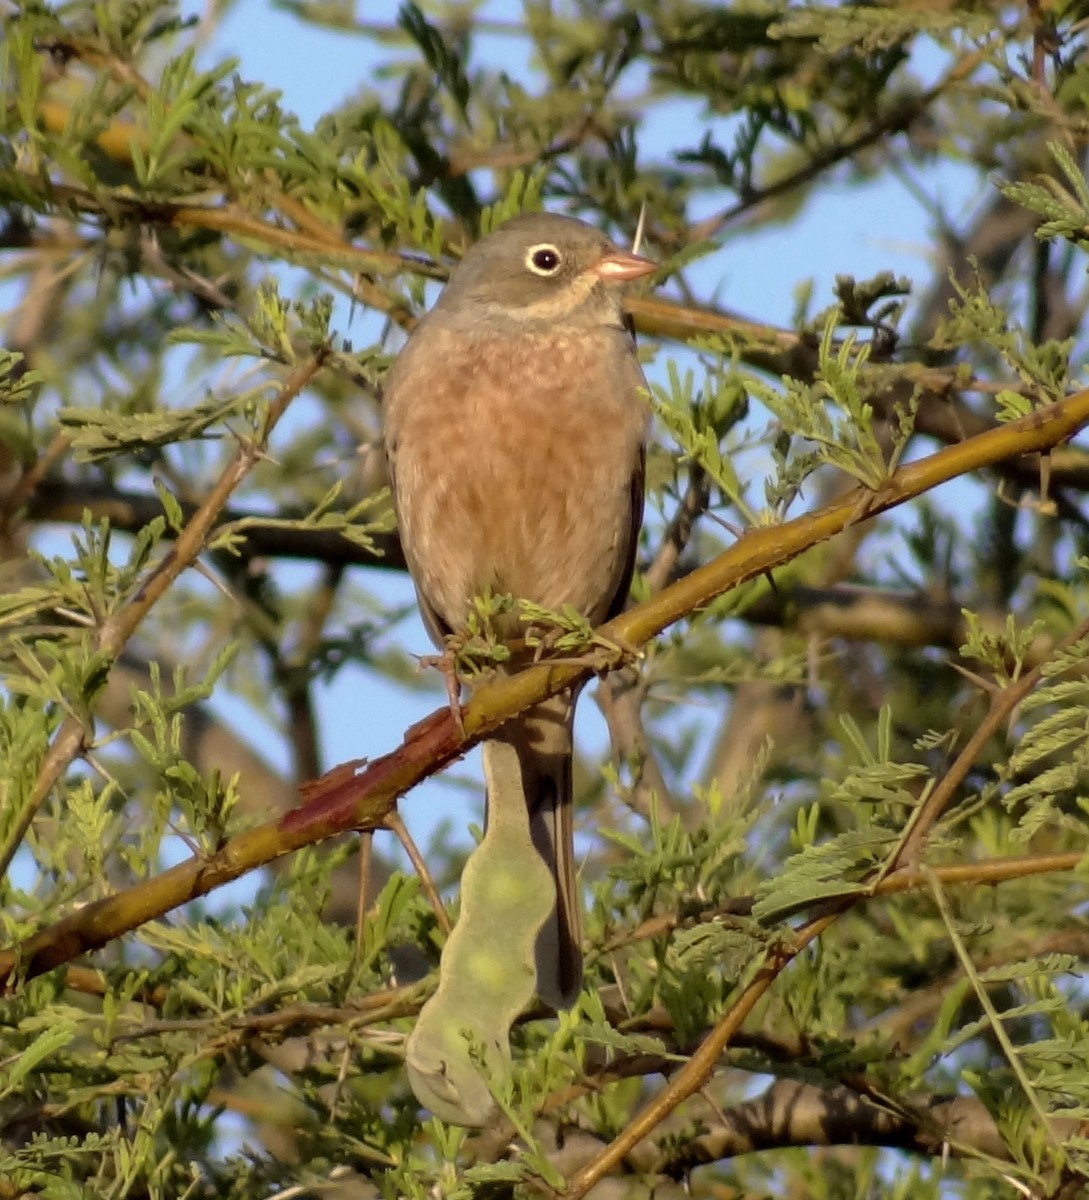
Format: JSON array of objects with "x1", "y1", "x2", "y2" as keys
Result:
[{"x1": 3, "y1": 2, "x2": 1089, "y2": 1198}]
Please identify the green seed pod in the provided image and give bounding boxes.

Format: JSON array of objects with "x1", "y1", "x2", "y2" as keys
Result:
[{"x1": 406, "y1": 740, "x2": 555, "y2": 1125}]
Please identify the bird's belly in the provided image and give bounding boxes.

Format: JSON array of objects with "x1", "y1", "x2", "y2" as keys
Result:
[{"x1": 394, "y1": 355, "x2": 640, "y2": 634}]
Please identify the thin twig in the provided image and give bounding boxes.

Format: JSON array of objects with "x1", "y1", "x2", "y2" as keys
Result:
[
  {"x1": 685, "y1": 50, "x2": 984, "y2": 242},
  {"x1": 888, "y1": 611, "x2": 1089, "y2": 871},
  {"x1": 0, "y1": 355, "x2": 323, "y2": 881},
  {"x1": 384, "y1": 811, "x2": 452, "y2": 936},
  {"x1": 926, "y1": 867, "x2": 1064, "y2": 1153},
  {"x1": 349, "y1": 831, "x2": 373, "y2": 987},
  {"x1": 0, "y1": 431, "x2": 70, "y2": 531},
  {"x1": 565, "y1": 628, "x2": 1089, "y2": 1191}
]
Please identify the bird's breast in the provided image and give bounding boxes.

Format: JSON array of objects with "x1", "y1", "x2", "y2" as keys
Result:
[{"x1": 385, "y1": 324, "x2": 647, "y2": 636}]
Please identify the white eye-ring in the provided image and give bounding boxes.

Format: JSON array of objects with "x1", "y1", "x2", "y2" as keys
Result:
[{"x1": 525, "y1": 243, "x2": 562, "y2": 275}]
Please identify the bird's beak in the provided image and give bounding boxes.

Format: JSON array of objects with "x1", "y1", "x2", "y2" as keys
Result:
[{"x1": 592, "y1": 249, "x2": 657, "y2": 282}]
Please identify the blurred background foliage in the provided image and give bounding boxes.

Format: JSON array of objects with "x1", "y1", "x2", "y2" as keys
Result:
[{"x1": 3, "y1": 1, "x2": 1089, "y2": 1197}]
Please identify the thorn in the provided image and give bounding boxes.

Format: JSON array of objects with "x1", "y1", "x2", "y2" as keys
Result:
[{"x1": 632, "y1": 201, "x2": 647, "y2": 257}]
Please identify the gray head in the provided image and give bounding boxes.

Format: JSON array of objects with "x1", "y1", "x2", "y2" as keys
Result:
[{"x1": 433, "y1": 212, "x2": 655, "y2": 332}]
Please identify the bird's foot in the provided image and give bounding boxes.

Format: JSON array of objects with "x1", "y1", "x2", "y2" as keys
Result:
[
  {"x1": 414, "y1": 645, "x2": 466, "y2": 735},
  {"x1": 589, "y1": 630, "x2": 643, "y2": 673},
  {"x1": 523, "y1": 615, "x2": 642, "y2": 675}
]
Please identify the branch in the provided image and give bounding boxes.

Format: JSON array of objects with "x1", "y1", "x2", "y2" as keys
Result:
[
  {"x1": 3, "y1": 385, "x2": 1087, "y2": 989},
  {"x1": 638, "y1": 1080, "x2": 1027, "y2": 1172},
  {"x1": 598, "y1": 850, "x2": 1082, "y2": 957},
  {"x1": 15, "y1": 175, "x2": 443, "y2": 280},
  {"x1": 16, "y1": 155, "x2": 1089, "y2": 508},
  {"x1": 12, "y1": 484, "x2": 1060, "y2": 663},
  {"x1": 565, "y1": 848, "x2": 1083, "y2": 1194},
  {"x1": 23, "y1": 479, "x2": 404, "y2": 569},
  {"x1": 624, "y1": 293, "x2": 1089, "y2": 493},
  {"x1": 0, "y1": 355, "x2": 324, "y2": 881},
  {"x1": 889, "y1": 610, "x2": 1089, "y2": 869},
  {"x1": 684, "y1": 49, "x2": 985, "y2": 240},
  {"x1": 562, "y1": 391, "x2": 1089, "y2": 1196}
]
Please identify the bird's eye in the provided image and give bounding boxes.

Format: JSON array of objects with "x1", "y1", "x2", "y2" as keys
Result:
[{"x1": 526, "y1": 244, "x2": 562, "y2": 275}]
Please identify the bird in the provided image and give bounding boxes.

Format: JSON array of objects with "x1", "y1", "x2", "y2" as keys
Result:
[{"x1": 382, "y1": 211, "x2": 654, "y2": 1009}]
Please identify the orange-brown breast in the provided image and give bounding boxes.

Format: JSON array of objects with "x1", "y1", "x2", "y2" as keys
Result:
[{"x1": 383, "y1": 319, "x2": 647, "y2": 642}]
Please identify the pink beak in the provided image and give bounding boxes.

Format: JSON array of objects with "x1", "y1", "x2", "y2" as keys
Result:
[{"x1": 593, "y1": 248, "x2": 657, "y2": 282}]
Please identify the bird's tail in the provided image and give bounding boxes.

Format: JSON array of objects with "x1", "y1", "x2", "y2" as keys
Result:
[{"x1": 481, "y1": 693, "x2": 581, "y2": 1009}]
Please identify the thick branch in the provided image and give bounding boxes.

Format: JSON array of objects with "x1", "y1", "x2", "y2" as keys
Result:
[
  {"x1": 638, "y1": 1080, "x2": 1025, "y2": 1173},
  {"x1": 2, "y1": 386, "x2": 1087, "y2": 989}
]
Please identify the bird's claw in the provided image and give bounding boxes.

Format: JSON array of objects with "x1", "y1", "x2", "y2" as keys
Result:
[{"x1": 415, "y1": 646, "x2": 466, "y2": 735}]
